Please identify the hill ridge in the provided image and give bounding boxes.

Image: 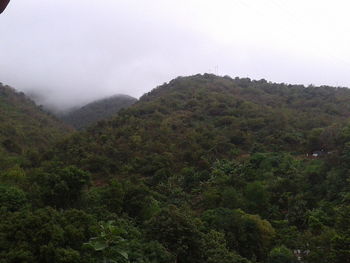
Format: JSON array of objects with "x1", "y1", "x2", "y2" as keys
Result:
[{"x1": 59, "y1": 94, "x2": 137, "y2": 129}]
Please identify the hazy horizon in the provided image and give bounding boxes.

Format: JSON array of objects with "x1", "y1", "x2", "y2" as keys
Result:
[{"x1": 2, "y1": 0, "x2": 350, "y2": 110}]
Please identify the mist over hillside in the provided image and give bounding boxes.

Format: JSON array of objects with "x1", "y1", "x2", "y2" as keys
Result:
[
  {"x1": 0, "y1": 82, "x2": 72, "y2": 156},
  {"x1": 22, "y1": 88, "x2": 138, "y2": 129},
  {"x1": 59, "y1": 94, "x2": 137, "y2": 129},
  {"x1": 25, "y1": 87, "x2": 137, "y2": 114}
]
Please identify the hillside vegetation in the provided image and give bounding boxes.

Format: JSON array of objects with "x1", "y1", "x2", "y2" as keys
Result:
[
  {"x1": 60, "y1": 95, "x2": 137, "y2": 129},
  {"x1": 51, "y1": 74, "x2": 350, "y2": 175},
  {"x1": 2, "y1": 75, "x2": 350, "y2": 263},
  {"x1": 0, "y1": 83, "x2": 72, "y2": 158}
]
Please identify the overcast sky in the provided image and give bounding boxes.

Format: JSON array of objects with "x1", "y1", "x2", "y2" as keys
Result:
[{"x1": 1, "y1": 0, "x2": 350, "y2": 110}]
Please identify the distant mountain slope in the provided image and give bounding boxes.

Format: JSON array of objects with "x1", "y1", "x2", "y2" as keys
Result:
[
  {"x1": 60, "y1": 94, "x2": 137, "y2": 129},
  {"x1": 0, "y1": 83, "x2": 72, "y2": 157},
  {"x1": 50, "y1": 74, "x2": 350, "y2": 177}
]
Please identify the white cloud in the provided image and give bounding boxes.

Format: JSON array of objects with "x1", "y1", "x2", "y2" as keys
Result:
[{"x1": 1, "y1": 0, "x2": 350, "y2": 109}]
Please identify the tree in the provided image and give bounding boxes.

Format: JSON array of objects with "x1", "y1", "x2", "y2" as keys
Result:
[
  {"x1": 145, "y1": 206, "x2": 204, "y2": 263},
  {"x1": 268, "y1": 246, "x2": 297, "y2": 263},
  {"x1": 245, "y1": 181, "x2": 270, "y2": 217},
  {"x1": 85, "y1": 221, "x2": 129, "y2": 263},
  {"x1": 0, "y1": 207, "x2": 96, "y2": 263},
  {"x1": 30, "y1": 165, "x2": 90, "y2": 208},
  {"x1": 330, "y1": 205, "x2": 350, "y2": 263},
  {"x1": 202, "y1": 208, "x2": 275, "y2": 261},
  {"x1": 202, "y1": 230, "x2": 251, "y2": 263},
  {"x1": 0, "y1": 184, "x2": 27, "y2": 211}
]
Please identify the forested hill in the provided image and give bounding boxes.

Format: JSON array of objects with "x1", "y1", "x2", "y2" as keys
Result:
[
  {"x1": 3, "y1": 75, "x2": 350, "y2": 263},
  {"x1": 0, "y1": 83, "x2": 72, "y2": 157},
  {"x1": 51, "y1": 74, "x2": 350, "y2": 176},
  {"x1": 59, "y1": 94, "x2": 137, "y2": 129}
]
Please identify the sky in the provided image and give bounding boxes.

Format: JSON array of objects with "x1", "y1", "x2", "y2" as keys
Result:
[{"x1": 1, "y1": 0, "x2": 350, "y2": 110}]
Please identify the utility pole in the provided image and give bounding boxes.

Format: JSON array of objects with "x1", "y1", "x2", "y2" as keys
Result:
[{"x1": 214, "y1": 65, "x2": 219, "y2": 75}]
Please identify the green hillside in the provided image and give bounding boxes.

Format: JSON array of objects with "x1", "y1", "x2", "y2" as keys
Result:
[
  {"x1": 2, "y1": 75, "x2": 350, "y2": 263},
  {"x1": 0, "y1": 83, "x2": 72, "y2": 158},
  {"x1": 60, "y1": 95, "x2": 137, "y2": 129},
  {"x1": 51, "y1": 74, "x2": 350, "y2": 176}
]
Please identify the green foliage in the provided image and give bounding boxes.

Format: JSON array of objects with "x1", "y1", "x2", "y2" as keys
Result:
[
  {"x1": 0, "y1": 83, "x2": 72, "y2": 157},
  {"x1": 245, "y1": 181, "x2": 270, "y2": 216},
  {"x1": 146, "y1": 206, "x2": 205, "y2": 263},
  {"x1": 49, "y1": 75, "x2": 350, "y2": 178},
  {"x1": 85, "y1": 221, "x2": 129, "y2": 263},
  {"x1": 202, "y1": 208, "x2": 275, "y2": 261},
  {"x1": 60, "y1": 95, "x2": 137, "y2": 129},
  {"x1": 0, "y1": 184, "x2": 27, "y2": 211},
  {"x1": 202, "y1": 230, "x2": 251, "y2": 263},
  {"x1": 123, "y1": 182, "x2": 160, "y2": 221},
  {"x1": 30, "y1": 164, "x2": 90, "y2": 208},
  {"x1": 4, "y1": 75, "x2": 350, "y2": 262},
  {"x1": 98, "y1": 180, "x2": 125, "y2": 215},
  {"x1": 268, "y1": 246, "x2": 297, "y2": 263},
  {"x1": 0, "y1": 207, "x2": 97, "y2": 263},
  {"x1": 326, "y1": 205, "x2": 350, "y2": 263}
]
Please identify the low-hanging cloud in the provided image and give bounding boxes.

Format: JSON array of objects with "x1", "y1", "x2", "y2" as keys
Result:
[{"x1": 1, "y1": 0, "x2": 350, "y2": 110}]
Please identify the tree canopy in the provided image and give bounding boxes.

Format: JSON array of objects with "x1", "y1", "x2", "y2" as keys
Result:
[{"x1": 2, "y1": 74, "x2": 350, "y2": 262}]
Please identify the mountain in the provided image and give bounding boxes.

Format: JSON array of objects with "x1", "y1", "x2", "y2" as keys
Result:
[
  {"x1": 0, "y1": 83, "x2": 72, "y2": 158},
  {"x1": 50, "y1": 74, "x2": 350, "y2": 176},
  {"x1": 2, "y1": 74, "x2": 350, "y2": 263},
  {"x1": 59, "y1": 94, "x2": 137, "y2": 129}
]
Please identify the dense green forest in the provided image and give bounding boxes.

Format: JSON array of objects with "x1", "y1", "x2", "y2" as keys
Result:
[
  {"x1": 59, "y1": 95, "x2": 137, "y2": 129},
  {"x1": 0, "y1": 83, "x2": 72, "y2": 174},
  {"x1": 1, "y1": 74, "x2": 350, "y2": 263}
]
